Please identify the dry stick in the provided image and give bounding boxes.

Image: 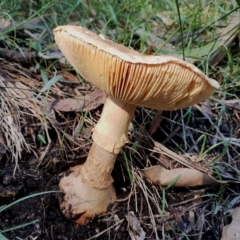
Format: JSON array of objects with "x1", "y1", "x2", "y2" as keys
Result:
[
  {"x1": 153, "y1": 140, "x2": 209, "y2": 173},
  {"x1": 86, "y1": 219, "x2": 125, "y2": 240},
  {"x1": 171, "y1": 195, "x2": 204, "y2": 207},
  {"x1": 115, "y1": 191, "x2": 133, "y2": 202},
  {"x1": 135, "y1": 171, "x2": 160, "y2": 240},
  {"x1": 183, "y1": 199, "x2": 212, "y2": 214},
  {"x1": 37, "y1": 119, "x2": 52, "y2": 167},
  {"x1": 161, "y1": 125, "x2": 181, "y2": 145},
  {"x1": 159, "y1": 126, "x2": 186, "y2": 153}
]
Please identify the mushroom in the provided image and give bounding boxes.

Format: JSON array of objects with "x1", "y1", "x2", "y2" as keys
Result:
[{"x1": 53, "y1": 25, "x2": 219, "y2": 224}]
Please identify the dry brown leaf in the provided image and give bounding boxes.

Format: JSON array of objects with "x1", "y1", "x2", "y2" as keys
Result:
[
  {"x1": 156, "y1": 12, "x2": 174, "y2": 26},
  {"x1": 0, "y1": 16, "x2": 11, "y2": 32},
  {"x1": 141, "y1": 165, "x2": 219, "y2": 187},
  {"x1": 0, "y1": 47, "x2": 37, "y2": 61},
  {"x1": 38, "y1": 51, "x2": 64, "y2": 60},
  {"x1": 126, "y1": 211, "x2": 146, "y2": 240},
  {"x1": 199, "y1": 101, "x2": 217, "y2": 118},
  {"x1": 224, "y1": 99, "x2": 240, "y2": 111},
  {"x1": 153, "y1": 141, "x2": 209, "y2": 173},
  {"x1": 209, "y1": 12, "x2": 240, "y2": 67},
  {"x1": 221, "y1": 207, "x2": 240, "y2": 240},
  {"x1": 134, "y1": 28, "x2": 191, "y2": 61},
  {"x1": 213, "y1": 98, "x2": 240, "y2": 111},
  {"x1": 62, "y1": 71, "x2": 79, "y2": 82},
  {"x1": 52, "y1": 88, "x2": 106, "y2": 112},
  {"x1": 24, "y1": 29, "x2": 42, "y2": 40}
]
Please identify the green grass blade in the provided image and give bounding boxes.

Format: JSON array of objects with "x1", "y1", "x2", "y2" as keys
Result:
[
  {"x1": 36, "y1": 75, "x2": 62, "y2": 99},
  {"x1": 0, "y1": 233, "x2": 8, "y2": 240},
  {"x1": 0, "y1": 205, "x2": 8, "y2": 211},
  {"x1": 0, "y1": 191, "x2": 59, "y2": 213},
  {"x1": 0, "y1": 219, "x2": 39, "y2": 233},
  {"x1": 175, "y1": 0, "x2": 185, "y2": 59},
  {"x1": 165, "y1": 175, "x2": 181, "y2": 190}
]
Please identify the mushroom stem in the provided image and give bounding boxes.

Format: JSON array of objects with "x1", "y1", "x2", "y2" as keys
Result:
[
  {"x1": 59, "y1": 96, "x2": 136, "y2": 224},
  {"x1": 81, "y1": 142, "x2": 117, "y2": 189},
  {"x1": 93, "y1": 96, "x2": 137, "y2": 155},
  {"x1": 81, "y1": 96, "x2": 136, "y2": 189}
]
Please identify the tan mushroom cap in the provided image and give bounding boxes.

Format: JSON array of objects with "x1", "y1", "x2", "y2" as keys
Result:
[{"x1": 54, "y1": 25, "x2": 219, "y2": 110}]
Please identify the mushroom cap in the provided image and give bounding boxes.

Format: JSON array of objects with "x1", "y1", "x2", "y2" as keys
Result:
[{"x1": 54, "y1": 25, "x2": 219, "y2": 110}]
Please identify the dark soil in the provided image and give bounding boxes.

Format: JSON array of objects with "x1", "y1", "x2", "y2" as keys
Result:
[{"x1": 0, "y1": 151, "x2": 133, "y2": 239}]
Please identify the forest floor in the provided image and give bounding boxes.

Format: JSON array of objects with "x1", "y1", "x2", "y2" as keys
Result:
[{"x1": 0, "y1": 1, "x2": 240, "y2": 239}]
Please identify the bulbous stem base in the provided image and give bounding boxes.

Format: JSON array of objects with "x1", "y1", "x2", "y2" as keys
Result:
[{"x1": 59, "y1": 165, "x2": 116, "y2": 225}]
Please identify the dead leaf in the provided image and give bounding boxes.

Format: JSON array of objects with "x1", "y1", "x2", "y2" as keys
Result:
[
  {"x1": 0, "y1": 16, "x2": 11, "y2": 32},
  {"x1": 199, "y1": 101, "x2": 216, "y2": 118},
  {"x1": 158, "y1": 154, "x2": 172, "y2": 169},
  {"x1": 209, "y1": 12, "x2": 240, "y2": 67},
  {"x1": 135, "y1": 28, "x2": 166, "y2": 49},
  {"x1": 24, "y1": 29, "x2": 43, "y2": 40},
  {"x1": 141, "y1": 165, "x2": 219, "y2": 187},
  {"x1": 153, "y1": 140, "x2": 209, "y2": 173},
  {"x1": 52, "y1": 88, "x2": 106, "y2": 112},
  {"x1": 126, "y1": 211, "x2": 146, "y2": 240},
  {"x1": 156, "y1": 12, "x2": 174, "y2": 26},
  {"x1": 184, "y1": 211, "x2": 196, "y2": 236},
  {"x1": 213, "y1": 98, "x2": 240, "y2": 111},
  {"x1": 38, "y1": 51, "x2": 64, "y2": 60},
  {"x1": 62, "y1": 71, "x2": 79, "y2": 82},
  {"x1": 0, "y1": 47, "x2": 37, "y2": 61},
  {"x1": 174, "y1": 12, "x2": 240, "y2": 65},
  {"x1": 221, "y1": 207, "x2": 240, "y2": 240}
]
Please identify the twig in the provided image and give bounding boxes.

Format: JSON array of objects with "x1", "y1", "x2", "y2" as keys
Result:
[{"x1": 86, "y1": 219, "x2": 125, "y2": 240}]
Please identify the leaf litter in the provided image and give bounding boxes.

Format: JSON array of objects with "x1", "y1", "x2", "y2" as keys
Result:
[
  {"x1": 221, "y1": 207, "x2": 240, "y2": 240},
  {"x1": 126, "y1": 211, "x2": 146, "y2": 240},
  {"x1": 141, "y1": 166, "x2": 219, "y2": 187},
  {"x1": 51, "y1": 88, "x2": 106, "y2": 112}
]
